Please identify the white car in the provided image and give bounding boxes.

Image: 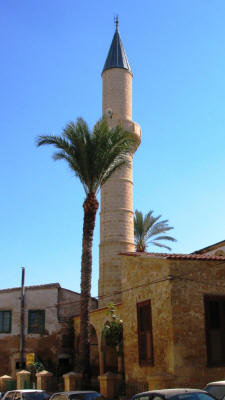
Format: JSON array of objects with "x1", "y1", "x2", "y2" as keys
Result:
[
  {"x1": 204, "y1": 381, "x2": 225, "y2": 400},
  {"x1": 49, "y1": 391, "x2": 104, "y2": 400}
]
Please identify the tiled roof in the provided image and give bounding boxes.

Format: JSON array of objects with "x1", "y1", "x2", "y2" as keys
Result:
[
  {"x1": 102, "y1": 26, "x2": 132, "y2": 74},
  {"x1": 120, "y1": 252, "x2": 225, "y2": 261}
]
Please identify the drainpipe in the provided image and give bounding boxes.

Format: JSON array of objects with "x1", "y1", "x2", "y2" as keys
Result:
[{"x1": 20, "y1": 267, "x2": 25, "y2": 369}]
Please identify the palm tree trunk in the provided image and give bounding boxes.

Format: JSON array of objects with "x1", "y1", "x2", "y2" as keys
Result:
[{"x1": 79, "y1": 192, "x2": 99, "y2": 376}]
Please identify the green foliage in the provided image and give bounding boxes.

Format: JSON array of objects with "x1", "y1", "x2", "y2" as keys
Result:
[
  {"x1": 32, "y1": 360, "x2": 45, "y2": 372},
  {"x1": 102, "y1": 303, "x2": 123, "y2": 350},
  {"x1": 37, "y1": 117, "x2": 135, "y2": 374},
  {"x1": 37, "y1": 117, "x2": 137, "y2": 195},
  {"x1": 134, "y1": 209, "x2": 177, "y2": 252},
  {"x1": 27, "y1": 359, "x2": 45, "y2": 373}
]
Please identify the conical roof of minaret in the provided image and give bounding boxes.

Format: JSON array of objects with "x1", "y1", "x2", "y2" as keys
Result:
[{"x1": 102, "y1": 22, "x2": 132, "y2": 75}]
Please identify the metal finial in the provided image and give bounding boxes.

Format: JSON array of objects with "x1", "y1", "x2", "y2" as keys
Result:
[{"x1": 114, "y1": 15, "x2": 119, "y2": 31}]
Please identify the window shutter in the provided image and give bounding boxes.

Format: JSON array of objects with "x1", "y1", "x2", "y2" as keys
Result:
[
  {"x1": 205, "y1": 295, "x2": 225, "y2": 366},
  {"x1": 137, "y1": 300, "x2": 154, "y2": 365},
  {"x1": 41, "y1": 310, "x2": 45, "y2": 332},
  {"x1": 0, "y1": 311, "x2": 12, "y2": 333},
  {"x1": 28, "y1": 310, "x2": 45, "y2": 333}
]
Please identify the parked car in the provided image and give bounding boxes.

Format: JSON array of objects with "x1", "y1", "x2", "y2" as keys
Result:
[
  {"x1": 49, "y1": 392, "x2": 104, "y2": 400},
  {"x1": 131, "y1": 389, "x2": 216, "y2": 400},
  {"x1": 2, "y1": 390, "x2": 50, "y2": 400},
  {"x1": 204, "y1": 381, "x2": 225, "y2": 400}
]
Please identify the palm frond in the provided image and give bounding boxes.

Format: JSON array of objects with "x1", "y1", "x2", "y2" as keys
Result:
[
  {"x1": 134, "y1": 209, "x2": 176, "y2": 252},
  {"x1": 37, "y1": 117, "x2": 137, "y2": 195},
  {"x1": 146, "y1": 224, "x2": 174, "y2": 240},
  {"x1": 150, "y1": 235, "x2": 177, "y2": 242},
  {"x1": 149, "y1": 241, "x2": 172, "y2": 251}
]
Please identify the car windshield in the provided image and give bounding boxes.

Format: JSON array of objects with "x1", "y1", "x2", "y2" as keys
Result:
[
  {"x1": 69, "y1": 394, "x2": 103, "y2": 400},
  {"x1": 170, "y1": 393, "x2": 214, "y2": 400},
  {"x1": 205, "y1": 386, "x2": 225, "y2": 400},
  {"x1": 22, "y1": 393, "x2": 49, "y2": 400}
]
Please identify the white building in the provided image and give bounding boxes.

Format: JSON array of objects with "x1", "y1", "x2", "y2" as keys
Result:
[{"x1": 0, "y1": 283, "x2": 97, "y2": 377}]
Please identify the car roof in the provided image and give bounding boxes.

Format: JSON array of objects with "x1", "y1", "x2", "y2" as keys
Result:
[
  {"x1": 6, "y1": 391, "x2": 45, "y2": 393},
  {"x1": 206, "y1": 382, "x2": 225, "y2": 386},
  {"x1": 51, "y1": 392, "x2": 100, "y2": 396},
  {"x1": 132, "y1": 389, "x2": 209, "y2": 398}
]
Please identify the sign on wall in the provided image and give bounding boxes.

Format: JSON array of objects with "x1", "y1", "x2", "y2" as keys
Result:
[{"x1": 26, "y1": 353, "x2": 35, "y2": 366}]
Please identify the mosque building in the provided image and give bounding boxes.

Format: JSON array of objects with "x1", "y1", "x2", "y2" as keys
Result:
[
  {"x1": 1, "y1": 18, "x2": 225, "y2": 393},
  {"x1": 2, "y1": 17, "x2": 225, "y2": 395},
  {"x1": 74, "y1": 21, "x2": 225, "y2": 396}
]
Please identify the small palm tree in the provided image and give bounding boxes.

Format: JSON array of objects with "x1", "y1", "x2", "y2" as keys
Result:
[
  {"x1": 134, "y1": 209, "x2": 177, "y2": 252},
  {"x1": 36, "y1": 117, "x2": 136, "y2": 375}
]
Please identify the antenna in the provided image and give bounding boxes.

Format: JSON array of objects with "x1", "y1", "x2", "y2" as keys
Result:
[{"x1": 114, "y1": 15, "x2": 119, "y2": 31}]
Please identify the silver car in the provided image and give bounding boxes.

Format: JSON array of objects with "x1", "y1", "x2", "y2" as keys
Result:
[
  {"x1": 204, "y1": 381, "x2": 225, "y2": 400},
  {"x1": 2, "y1": 390, "x2": 50, "y2": 400},
  {"x1": 49, "y1": 392, "x2": 104, "y2": 400},
  {"x1": 131, "y1": 389, "x2": 216, "y2": 400}
]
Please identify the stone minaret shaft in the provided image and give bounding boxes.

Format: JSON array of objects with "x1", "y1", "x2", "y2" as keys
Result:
[{"x1": 98, "y1": 24, "x2": 141, "y2": 307}]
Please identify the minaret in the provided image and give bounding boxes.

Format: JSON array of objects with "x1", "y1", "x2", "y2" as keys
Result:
[{"x1": 98, "y1": 19, "x2": 141, "y2": 307}]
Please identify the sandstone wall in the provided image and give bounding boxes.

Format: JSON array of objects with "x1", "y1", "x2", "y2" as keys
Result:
[
  {"x1": 102, "y1": 68, "x2": 132, "y2": 121},
  {"x1": 120, "y1": 254, "x2": 174, "y2": 387},
  {"x1": 170, "y1": 258, "x2": 225, "y2": 387},
  {"x1": 75, "y1": 254, "x2": 174, "y2": 385},
  {"x1": 120, "y1": 254, "x2": 225, "y2": 388},
  {"x1": 74, "y1": 254, "x2": 225, "y2": 388},
  {"x1": 99, "y1": 66, "x2": 141, "y2": 308}
]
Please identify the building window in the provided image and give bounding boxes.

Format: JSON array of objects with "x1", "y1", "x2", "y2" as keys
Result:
[
  {"x1": 28, "y1": 310, "x2": 45, "y2": 333},
  {"x1": 0, "y1": 310, "x2": 11, "y2": 333},
  {"x1": 205, "y1": 296, "x2": 225, "y2": 366},
  {"x1": 137, "y1": 300, "x2": 154, "y2": 365}
]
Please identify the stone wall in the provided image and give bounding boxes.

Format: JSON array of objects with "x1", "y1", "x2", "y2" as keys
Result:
[
  {"x1": 120, "y1": 253, "x2": 225, "y2": 388},
  {"x1": 74, "y1": 303, "x2": 122, "y2": 376},
  {"x1": 121, "y1": 254, "x2": 174, "y2": 387},
  {"x1": 58, "y1": 287, "x2": 97, "y2": 319},
  {"x1": 170, "y1": 259, "x2": 225, "y2": 387},
  {"x1": 74, "y1": 253, "x2": 225, "y2": 389}
]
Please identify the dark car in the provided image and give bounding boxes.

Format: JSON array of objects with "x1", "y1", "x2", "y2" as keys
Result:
[
  {"x1": 49, "y1": 392, "x2": 104, "y2": 400},
  {"x1": 204, "y1": 381, "x2": 225, "y2": 400},
  {"x1": 2, "y1": 390, "x2": 50, "y2": 400},
  {"x1": 131, "y1": 389, "x2": 216, "y2": 400}
]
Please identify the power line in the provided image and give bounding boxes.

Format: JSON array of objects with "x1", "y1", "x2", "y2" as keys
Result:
[{"x1": 3, "y1": 259, "x2": 225, "y2": 313}]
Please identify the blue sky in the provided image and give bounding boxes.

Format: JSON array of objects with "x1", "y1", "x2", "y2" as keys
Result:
[{"x1": 1, "y1": 1, "x2": 225, "y2": 297}]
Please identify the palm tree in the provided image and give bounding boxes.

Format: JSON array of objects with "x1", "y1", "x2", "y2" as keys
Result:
[
  {"x1": 36, "y1": 117, "x2": 136, "y2": 375},
  {"x1": 134, "y1": 209, "x2": 177, "y2": 252}
]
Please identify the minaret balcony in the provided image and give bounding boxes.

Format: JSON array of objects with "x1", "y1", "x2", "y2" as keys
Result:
[{"x1": 106, "y1": 116, "x2": 141, "y2": 147}]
